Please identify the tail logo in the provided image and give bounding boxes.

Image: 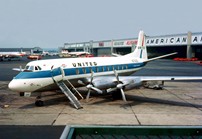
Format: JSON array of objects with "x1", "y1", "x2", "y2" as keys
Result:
[{"x1": 139, "y1": 36, "x2": 145, "y2": 58}]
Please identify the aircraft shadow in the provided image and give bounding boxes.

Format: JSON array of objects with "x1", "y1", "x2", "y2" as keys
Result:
[
  {"x1": 126, "y1": 94, "x2": 202, "y2": 108},
  {"x1": 89, "y1": 93, "x2": 202, "y2": 109},
  {"x1": 19, "y1": 91, "x2": 202, "y2": 109},
  {"x1": 19, "y1": 95, "x2": 70, "y2": 109}
]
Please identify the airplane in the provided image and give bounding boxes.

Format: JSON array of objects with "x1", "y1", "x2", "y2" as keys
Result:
[
  {"x1": 0, "y1": 51, "x2": 26, "y2": 61},
  {"x1": 59, "y1": 50, "x2": 93, "y2": 58},
  {"x1": 8, "y1": 31, "x2": 202, "y2": 109}
]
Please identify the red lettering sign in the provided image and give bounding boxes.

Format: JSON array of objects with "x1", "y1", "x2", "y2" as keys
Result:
[{"x1": 126, "y1": 40, "x2": 137, "y2": 45}]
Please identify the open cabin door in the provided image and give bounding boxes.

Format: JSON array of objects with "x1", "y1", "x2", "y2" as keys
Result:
[{"x1": 51, "y1": 67, "x2": 65, "y2": 82}]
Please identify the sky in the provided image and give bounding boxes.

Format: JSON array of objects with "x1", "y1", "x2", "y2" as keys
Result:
[{"x1": 0, "y1": 0, "x2": 202, "y2": 48}]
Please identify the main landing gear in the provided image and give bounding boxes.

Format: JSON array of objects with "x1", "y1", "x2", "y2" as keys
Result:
[{"x1": 111, "y1": 90, "x2": 123, "y2": 100}]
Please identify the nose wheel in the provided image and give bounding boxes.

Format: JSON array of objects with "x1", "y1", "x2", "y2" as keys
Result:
[
  {"x1": 35, "y1": 100, "x2": 44, "y2": 106},
  {"x1": 35, "y1": 96, "x2": 44, "y2": 107}
]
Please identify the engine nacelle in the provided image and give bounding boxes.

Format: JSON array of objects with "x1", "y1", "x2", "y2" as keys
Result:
[{"x1": 92, "y1": 77, "x2": 117, "y2": 90}]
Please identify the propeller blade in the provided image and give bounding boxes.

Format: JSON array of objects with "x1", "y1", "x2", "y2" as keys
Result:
[
  {"x1": 120, "y1": 89, "x2": 127, "y2": 102},
  {"x1": 106, "y1": 87, "x2": 117, "y2": 93},
  {"x1": 162, "y1": 81, "x2": 164, "y2": 86},
  {"x1": 86, "y1": 84, "x2": 102, "y2": 94},
  {"x1": 91, "y1": 86, "x2": 103, "y2": 94},
  {"x1": 86, "y1": 89, "x2": 91, "y2": 101},
  {"x1": 114, "y1": 70, "x2": 120, "y2": 83},
  {"x1": 86, "y1": 84, "x2": 93, "y2": 89},
  {"x1": 90, "y1": 71, "x2": 94, "y2": 83}
]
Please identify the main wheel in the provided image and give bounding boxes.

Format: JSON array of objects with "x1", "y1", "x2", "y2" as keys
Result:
[
  {"x1": 111, "y1": 90, "x2": 122, "y2": 100},
  {"x1": 35, "y1": 100, "x2": 44, "y2": 107}
]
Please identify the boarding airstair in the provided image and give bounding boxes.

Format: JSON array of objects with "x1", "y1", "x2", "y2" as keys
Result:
[
  {"x1": 51, "y1": 67, "x2": 82, "y2": 109},
  {"x1": 56, "y1": 81, "x2": 82, "y2": 109}
]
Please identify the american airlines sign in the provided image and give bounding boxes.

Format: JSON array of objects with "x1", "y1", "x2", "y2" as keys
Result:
[
  {"x1": 192, "y1": 35, "x2": 202, "y2": 45},
  {"x1": 146, "y1": 36, "x2": 187, "y2": 46},
  {"x1": 146, "y1": 34, "x2": 202, "y2": 46}
]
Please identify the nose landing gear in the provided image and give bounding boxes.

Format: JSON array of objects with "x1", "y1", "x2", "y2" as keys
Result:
[{"x1": 35, "y1": 96, "x2": 44, "y2": 107}]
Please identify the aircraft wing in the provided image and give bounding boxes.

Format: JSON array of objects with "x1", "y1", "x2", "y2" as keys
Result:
[
  {"x1": 109, "y1": 76, "x2": 202, "y2": 83},
  {"x1": 93, "y1": 76, "x2": 202, "y2": 87},
  {"x1": 104, "y1": 76, "x2": 202, "y2": 93},
  {"x1": 138, "y1": 76, "x2": 202, "y2": 81}
]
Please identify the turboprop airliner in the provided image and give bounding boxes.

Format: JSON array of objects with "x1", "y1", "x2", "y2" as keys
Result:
[
  {"x1": 8, "y1": 31, "x2": 202, "y2": 109},
  {"x1": 0, "y1": 51, "x2": 26, "y2": 61}
]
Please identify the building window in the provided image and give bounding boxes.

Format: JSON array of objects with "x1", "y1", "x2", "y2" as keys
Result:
[{"x1": 99, "y1": 42, "x2": 104, "y2": 46}]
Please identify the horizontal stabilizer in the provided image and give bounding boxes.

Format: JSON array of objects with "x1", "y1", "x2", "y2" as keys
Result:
[
  {"x1": 111, "y1": 53, "x2": 122, "y2": 57},
  {"x1": 12, "y1": 67, "x2": 24, "y2": 72},
  {"x1": 145, "y1": 52, "x2": 177, "y2": 62}
]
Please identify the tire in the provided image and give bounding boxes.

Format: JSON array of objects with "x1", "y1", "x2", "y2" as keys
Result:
[
  {"x1": 111, "y1": 90, "x2": 122, "y2": 100},
  {"x1": 35, "y1": 100, "x2": 44, "y2": 107}
]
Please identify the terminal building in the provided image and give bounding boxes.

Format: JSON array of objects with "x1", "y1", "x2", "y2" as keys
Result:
[
  {"x1": 0, "y1": 47, "x2": 44, "y2": 55},
  {"x1": 62, "y1": 31, "x2": 202, "y2": 59}
]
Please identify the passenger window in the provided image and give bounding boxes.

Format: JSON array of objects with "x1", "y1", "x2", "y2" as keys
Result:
[
  {"x1": 121, "y1": 65, "x2": 124, "y2": 70},
  {"x1": 76, "y1": 69, "x2": 80, "y2": 75},
  {"x1": 95, "y1": 67, "x2": 98, "y2": 72},
  {"x1": 114, "y1": 66, "x2": 117, "y2": 70},
  {"x1": 106, "y1": 66, "x2": 109, "y2": 71},
  {"x1": 117, "y1": 66, "x2": 119, "y2": 70},
  {"x1": 82, "y1": 68, "x2": 86, "y2": 74},
  {"x1": 101, "y1": 66, "x2": 104, "y2": 72},
  {"x1": 89, "y1": 67, "x2": 93, "y2": 73}
]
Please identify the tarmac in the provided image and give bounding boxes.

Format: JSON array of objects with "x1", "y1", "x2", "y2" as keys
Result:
[
  {"x1": 0, "y1": 81, "x2": 202, "y2": 126},
  {"x1": 0, "y1": 57, "x2": 202, "y2": 138}
]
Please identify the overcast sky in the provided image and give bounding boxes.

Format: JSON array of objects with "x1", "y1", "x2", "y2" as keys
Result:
[{"x1": 0, "y1": 0, "x2": 202, "y2": 48}]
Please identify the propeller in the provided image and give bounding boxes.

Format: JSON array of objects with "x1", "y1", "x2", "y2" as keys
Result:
[
  {"x1": 107, "y1": 70, "x2": 127, "y2": 102},
  {"x1": 86, "y1": 72, "x2": 102, "y2": 101}
]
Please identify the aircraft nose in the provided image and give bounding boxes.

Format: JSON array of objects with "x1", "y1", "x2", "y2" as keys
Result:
[
  {"x1": 8, "y1": 80, "x2": 14, "y2": 90},
  {"x1": 8, "y1": 80, "x2": 19, "y2": 92}
]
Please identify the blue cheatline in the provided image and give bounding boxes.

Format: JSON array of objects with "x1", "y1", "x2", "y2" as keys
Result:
[{"x1": 14, "y1": 62, "x2": 145, "y2": 79}]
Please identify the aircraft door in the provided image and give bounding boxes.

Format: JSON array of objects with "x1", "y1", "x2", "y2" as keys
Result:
[{"x1": 51, "y1": 67, "x2": 65, "y2": 82}]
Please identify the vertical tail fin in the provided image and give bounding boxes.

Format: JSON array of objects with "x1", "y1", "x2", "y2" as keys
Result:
[
  {"x1": 134, "y1": 30, "x2": 147, "y2": 60},
  {"x1": 124, "y1": 31, "x2": 148, "y2": 60}
]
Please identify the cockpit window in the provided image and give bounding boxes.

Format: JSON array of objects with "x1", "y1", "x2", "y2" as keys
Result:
[
  {"x1": 24, "y1": 65, "x2": 35, "y2": 72},
  {"x1": 37, "y1": 66, "x2": 42, "y2": 70},
  {"x1": 24, "y1": 65, "x2": 42, "y2": 72},
  {"x1": 25, "y1": 66, "x2": 30, "y2": 70},
  {"x1": 35, "y1": 66, "x2": 42, "y2": 71},
  {"x1": 35, "y1": 66, "x2": 38, "y2": 70}
]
